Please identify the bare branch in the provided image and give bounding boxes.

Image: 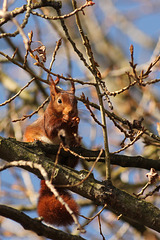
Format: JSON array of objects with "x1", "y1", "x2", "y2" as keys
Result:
[
  {"x1": 56, "y1": 148, "x2": 103, "y2": 188},
  {"x1": 112, "y1": 130, "x2": 145, "y2": 154},
  {"x1": 0, "y1": 138, "x2": 160, "y2": 233},
  {"x1": 0, "y1": 160, "x2": 85, "y2": 233},
  {"x1": 31, "y1": 1, "x2": 94, "y2": 20},
  {"x1": 0, "y1": 0, "x2": 62, "y2": 27},
  {"x1": 81, "y1": 93, "x2": 104, "y2": 127},
  {"x1": 0, "y1": 78, "x2": 35, "y2": 107},
  {"x1": 0, "y1": 0, "x2": 32, "y2": 39},
  {"x1": 0, "y1": 205, "x2": 86, "y2": 240}
]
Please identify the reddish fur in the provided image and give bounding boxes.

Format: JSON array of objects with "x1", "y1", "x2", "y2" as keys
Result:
[
  {"x1": 37, "y1": 180, "x2": 79, "y2": 226},
  {"x1": 23, "y1": 86, "x2": 79, "y2": 145},
  {"x1": 23, "y1": 78, "x2": 80, "y2": 226}
]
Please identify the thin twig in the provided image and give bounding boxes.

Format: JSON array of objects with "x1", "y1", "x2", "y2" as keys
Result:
[
  {"x1": 50, "y1": 143, "x2": 62, "y2": 183},
  {"x1": 0, "y1": 160, "x2": 85, "y2": 233},
  {"x1": 56, "y1": 8, "x2": 93, "y2": 73},
  {"x1": 56, "y1": 148, "x2": 103, "y2": 188},
  {"x1": 141, "y1": 78, "x2": 160, "y2": 86},
  {"x1": 141, "y1": 184, "x2": 160, "y2": 199},
  {"x1": 0, "y1": 0, "x2": 62, "y2": 28},
  {"x1": 11, "y1": 18, "x2": 29, "y2": 51},
  {"x1": 98, "y1": 214, "x2": 105, "y2": 240},
  {"x1": 31, "y1": 1, "x2": 94, "y2": 20},
  {"x1": 107, "y1": 77, "x2": 137, "y2": 96},
  {"x1": 0, "y1": 50, "x2": 95, "y2": 86},
  {"x1": 129, "y1": 44, "x2": 140, "y2": 83},
  {"x1": 96, "y1": 83, "x2": 111, "y2": 181},
  {"x1": 0, "y1": 0, "x2": 32, "y2": 39},
  {"x1": 134, "y1": 168, "x2": 159, "y2": 198},
  {"x1": 0, "y1": 78, "x2": 35, "y2": 107},
  {"x1": 62, "y1": 145, "x2": 102, "y2": 161},
  {"x1": 80, "y1": 204, "x2": 107, "y2": 227},
  {"x1": 23, "y1": 31, "x2": 33, "y2": 67},
  {"x1": 12, "y1": 97, "x2": 50, "y2": 122},
  {"x1": 142, "y1": 55, "x2": 160, "y2": 78},
  {"x1": 112, "y1": 130, "x2": 144, "y2": 154},
  {"x1": 47, "y1": 38, "x2": 62, "y2": 81},
  {"x1": 72, "y1": 0, "x2": 94, "y2": 67},
  {"x1": 81, "y1": 93, "x2": 104, "y2": 127},
  {"x1": 3, "y1": 0, "x2": 7, "y2": 12},
  {"x1": 0, "y1": 50, "x2": 48, "y2": 84},
  {"x1": 69, "y1": 0, "x2": 111, "y2": 180},
  {"x1": 133, "y1": 182, "x2": 151, "y2": 198}
]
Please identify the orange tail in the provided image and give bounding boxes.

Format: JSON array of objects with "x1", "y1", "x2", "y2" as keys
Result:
[{"x1": 37, "y1": 180, "x2": 79, "y2": 226}]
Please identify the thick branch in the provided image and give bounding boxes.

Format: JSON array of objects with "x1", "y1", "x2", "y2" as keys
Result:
[
  {"x1": 0, "y1": 205, "x2": 86, "y2": 240},
  {"x1": 40, "y1": 142, "x2": 160, "y2": 171},
  {"x1": 0, "y1": 137, "x2": 160, "y2": 233},
  {"x1": 0, "y1": 137, "x2": 160, "y2": 171}
]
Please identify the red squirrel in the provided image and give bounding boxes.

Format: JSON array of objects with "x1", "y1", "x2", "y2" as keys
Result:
[{"x1": 23, "y1": 77, "x2": 80, "y2": 226}]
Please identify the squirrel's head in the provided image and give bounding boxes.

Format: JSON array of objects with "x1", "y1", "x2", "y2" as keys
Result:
[{"x1": 49, "y1": 76, "x2": 78, "y2": 123}]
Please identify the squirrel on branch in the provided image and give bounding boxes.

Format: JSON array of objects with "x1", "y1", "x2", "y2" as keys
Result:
[{"x1": 23, "y1": 77, "x2": 80, "y2": 226}]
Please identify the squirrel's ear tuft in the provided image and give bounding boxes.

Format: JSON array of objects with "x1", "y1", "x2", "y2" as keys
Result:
[
  {"x1": 49, "y1": 76, "x2": 59, "y2": 95},
  {"x1": 70, "y1": 81, "x2": 75, "y2": 94}
]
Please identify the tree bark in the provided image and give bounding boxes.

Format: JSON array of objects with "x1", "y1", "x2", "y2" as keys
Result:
[{"x1": 0, "y1": 136, "x2": 160, "y2": 233}]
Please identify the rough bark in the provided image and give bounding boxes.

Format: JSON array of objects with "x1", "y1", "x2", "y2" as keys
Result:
[{"x1": 0, "y1": 136, "x2": 160, "y2": 234}]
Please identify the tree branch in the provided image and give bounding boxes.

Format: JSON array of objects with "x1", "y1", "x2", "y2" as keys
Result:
[
  {"x1": 0, "y1": 137, "x2": 160, "y2": 233},
  {"x1": 0, "y1": 137, "x2": 160, "y2": 171},
  {"x1": 0, "y1": 205, "x2": 86, "y2": 240},
  {"x1": 0, "y1": 0, "x2": 62, "y2": 27}
]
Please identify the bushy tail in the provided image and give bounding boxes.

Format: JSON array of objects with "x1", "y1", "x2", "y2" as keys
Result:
[{"x1": 37, "y1": 180, "x2": 79, "y2": 226}]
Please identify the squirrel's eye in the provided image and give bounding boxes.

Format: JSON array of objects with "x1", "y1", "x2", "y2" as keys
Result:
[{"x1": 57, "y1": 98, "x2": 62, "y2": 104}]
